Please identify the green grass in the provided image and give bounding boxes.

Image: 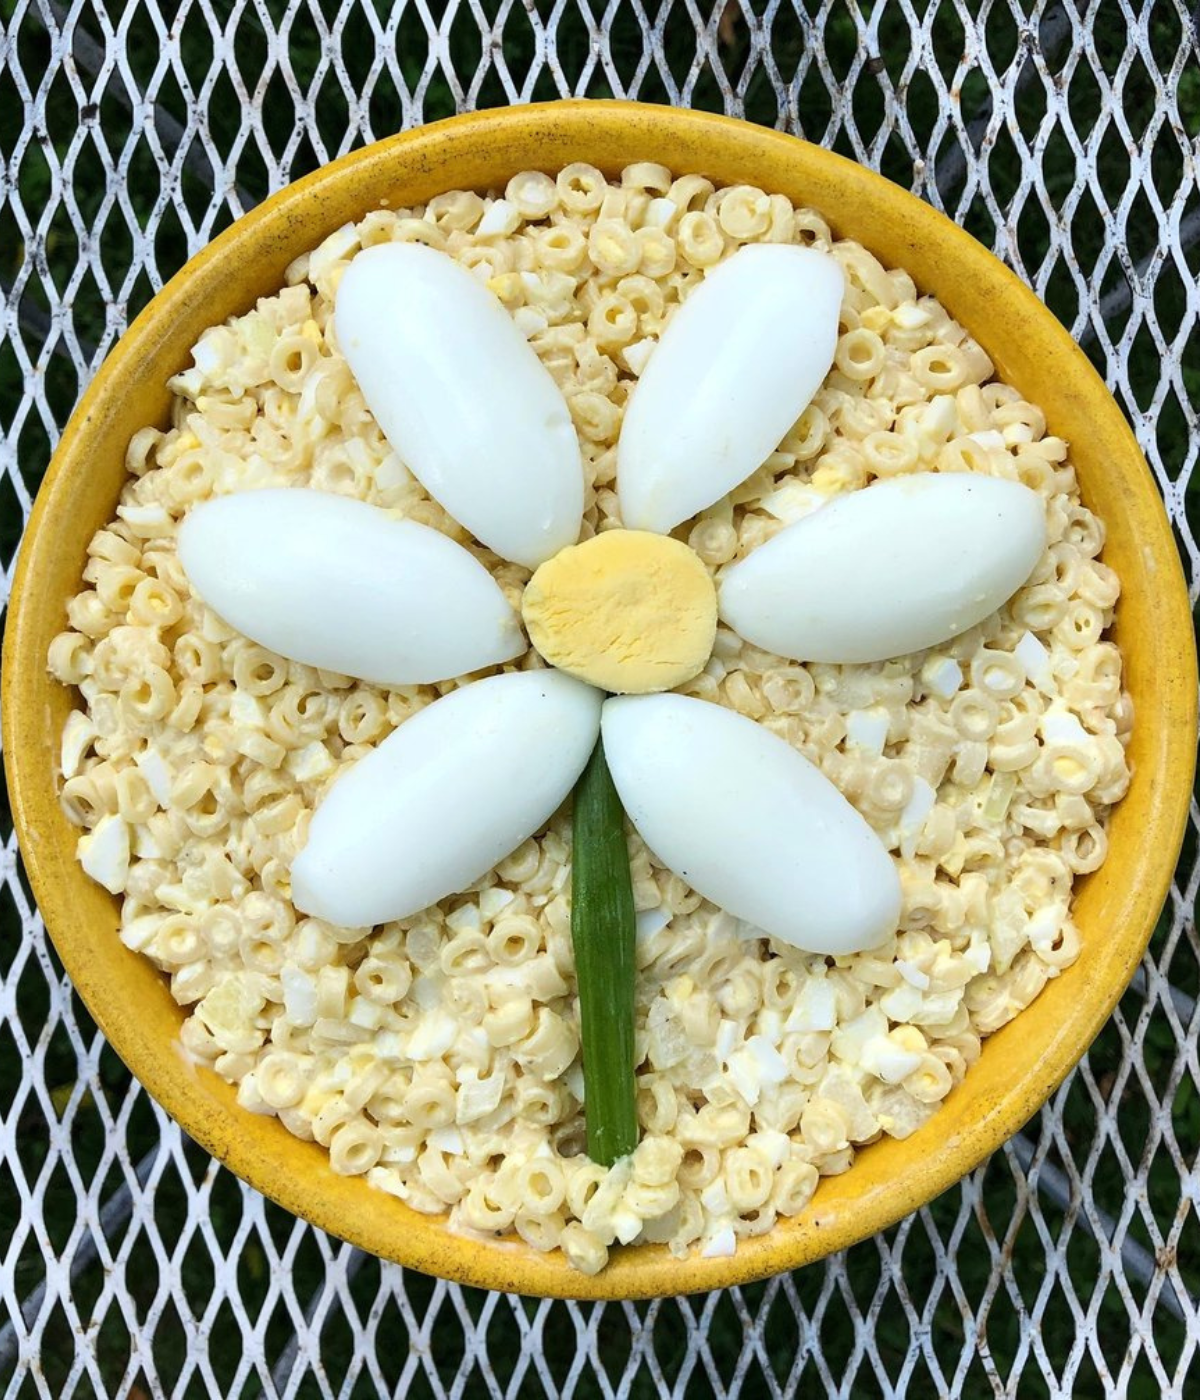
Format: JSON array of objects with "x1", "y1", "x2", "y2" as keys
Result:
[{"x1": 2, "y1": 1, "x2": 1199, "y2": 1395}]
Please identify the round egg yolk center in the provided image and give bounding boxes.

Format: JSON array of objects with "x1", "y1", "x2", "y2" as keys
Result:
[{"x1": 521, "y1": 530, "x2": 718, "y2": 695}]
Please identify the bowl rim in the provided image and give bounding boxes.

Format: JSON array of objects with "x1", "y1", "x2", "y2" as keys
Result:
[{"x1": 4, "y1": 98, "x2": 1196, "y2": 1301}]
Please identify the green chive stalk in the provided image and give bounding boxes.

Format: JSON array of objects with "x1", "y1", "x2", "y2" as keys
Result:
[{"x1": 570, "y1": 735, "x2": 639, "y2": 1165}]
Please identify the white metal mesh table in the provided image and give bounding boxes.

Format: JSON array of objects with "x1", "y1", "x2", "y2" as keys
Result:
[{"x1": 2, "y1": 2, "x2": 1198, "y2": 1395}]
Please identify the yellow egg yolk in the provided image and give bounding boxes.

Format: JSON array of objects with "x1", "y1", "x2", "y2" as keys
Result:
[{"x1": 521, "y1": 530, "x2": 718, "y2": 694}]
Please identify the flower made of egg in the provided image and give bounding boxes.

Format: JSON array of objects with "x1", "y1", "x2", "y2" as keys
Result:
[{"x1": 178, "y1": 242, "x2": 1046, "y2": 957}]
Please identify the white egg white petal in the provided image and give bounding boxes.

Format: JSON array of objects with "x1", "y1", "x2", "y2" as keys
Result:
[
  {"x1": 617, "y1": 245, "x2": 844, "y2": 535},
  {"x1": 601, "y1": 694, "x2": 900, "y2": 956},
  {"x1": 718, "y1": 473, "x2": 1047, "y2": 663},
  {"x1": 335, "y1": 243, "x2": 584, "y2": 568},
  {"x1": 291, "y1": 671, "x2": 602, "y2": 927},
  {"x1": 177, "y1": 489, "x2": 525, "y2": 686}
]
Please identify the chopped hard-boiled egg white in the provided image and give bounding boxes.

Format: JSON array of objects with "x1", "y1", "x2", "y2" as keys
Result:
[
  {"x1": 407, "y1": 1011, "x2": 459, "y2": 1061},
  {"x1": 601, "y1": 694, "x2": 901, "y2": 956},
  {"x1": 131, "y1": 827, "x2": 164, "y2": 861},
  {"x1": 456, "y1": 1069, "x2": 506, "y2": 1124},
  {"x1": 513, "y1": 306, "x2": 548, "y2": 338},
  {"x1": 617, "y1": 244, "x2": 844, "y2": 534},
  {"x1": 700, "y1": 1225, "x2": 738, "y2": 1259},
  {"x1": 921, "y1": 655, "x2": 964, "y2": 700},
  {"x1": 724, "y1": 1035, "x2": 789, "y2": 1106},
  {"x1": 643, "y1": 197, "x2": 678, "y2": 228},
  {"x1": 879, "y1": 981, "x2": 926, "y2": 1023},
  {"x1": 898, "y1": 776, "x2": 937, "y2": 858},
  {"x1": 622, "y1": 337, "x2": 657, "y2": 376},
  {"x1": 307, "y1": 222, "x2": 360, "y2": 282},
  {"x1": 718, "y1": 474, "x2": 1047, "y2": 664},
  {"x1": 445, "y1": 902, "x2": 482, "y2": 935},
  {"x1": 281, "y1": 966, "x2": 319, "y2": 1025},
  {"x1": 475, "y1": 198, "x2": 520, "y2": 237},
  {"x1": 635, "y1": 907, "x2": 671, "y2": 941},
  {"x1": 1040, "y1": 706, "x2": 1092, "y2": 745},
  {"x1": 60, "y1": 712, "x2": 96, "y2": 780},
  {"x1": 178, "y1": 489, "x2": 524, "y2": 688},
  {"x1": 1015, "y1": 630, "x2": 1055, "y2": 692},
  {"x1": 479, "y1": 887, "x2": 516, "y2": 921},
  {"x1": 428, "y1": 1126, "x2": 465, "y2": 1155},
  {"x1": 758, "y1": 479, "x2": 830, "y2": 524},
  {"x1": 116, "y1": 502, "x2": 172, "y2": 536},
  {"x1": 831, "y1": 1005, "x2": 888, "y2": 1064},
  {"x1": 860, "y1": 1033, "x2": 924, "y2": 1084},
  {"x1": 119, "y1": 914, "x2": 160, "y2": 953},
  {"x1": 785, "y1": 977, "x2": 840, "y2": 1033},
  {"x1": 967, "y1": 429, "x2": 1007, "y2": 451},
  {"x1": 713, "y1": 1018, "x2": 740, "y2": 1061},
  {"x1": 335, "y1": 242, "x2": 584, "y2": 569},
  {"x1": 845, "y1": 707, "x2": 890, "y2": 756},
  {"x1": 747, "y1": 1130, "x2": 791, "y2": 1170},
  {"x1": 77, "y1": 815, "x2": 130, "y2": 894},
  {"x1": 285, "y1": 742, "x2": 338, "y2": 786}
]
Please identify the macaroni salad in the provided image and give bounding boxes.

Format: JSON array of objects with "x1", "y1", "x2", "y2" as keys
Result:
[{"x1": 50, "y1": 163, "x2": 1132, "y2": 1273}]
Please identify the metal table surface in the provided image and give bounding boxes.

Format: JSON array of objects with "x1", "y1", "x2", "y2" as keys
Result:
[{"x1": 1, "y1": 2, "x2": 1198, "y2": 1396}]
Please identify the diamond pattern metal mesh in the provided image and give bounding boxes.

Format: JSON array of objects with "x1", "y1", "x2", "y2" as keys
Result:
[{"x1": 2, "y1": 1, "x2": 1198, "y2": 1395}]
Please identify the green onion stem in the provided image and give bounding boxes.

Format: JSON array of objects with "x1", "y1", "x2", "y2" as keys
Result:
[{"x1": 570, "y1": 734, "x2": 639, "y2": 1166}]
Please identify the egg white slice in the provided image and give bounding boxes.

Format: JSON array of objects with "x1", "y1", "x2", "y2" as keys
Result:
[
  {"x1": 291, "y1": 670, "x2": 602, "y2": 928},
  {"x1": 178, "y1": 488, "x2": 525, "y2": 687},
  {"x1": 718, "y1": 473, "x2": 1047, "y2": 663},
  {"x1": 335, "y1": 243, "x2": 584, "y2": 569},
  {"x1": 617, "y1": 244, "x2": 844, "y2": 535},
  {"x1": 601, "y1": 693, "x2": 900, "y2": 956}
]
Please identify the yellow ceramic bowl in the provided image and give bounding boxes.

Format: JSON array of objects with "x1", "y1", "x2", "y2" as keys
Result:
[{"x1": 4, "y1": 101, "x2": 1195, "y2": 1300}]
